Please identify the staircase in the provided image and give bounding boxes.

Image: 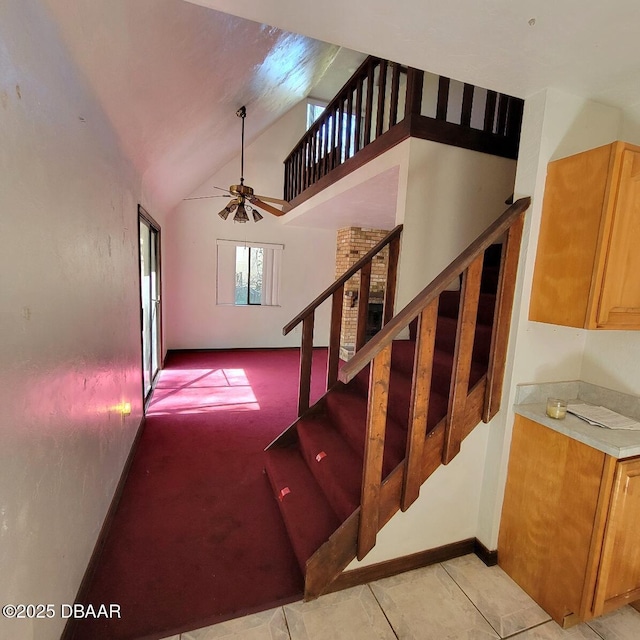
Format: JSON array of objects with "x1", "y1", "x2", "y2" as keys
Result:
[{"x1": 265, "y1": 198, "x2": 530, "y2": 599}]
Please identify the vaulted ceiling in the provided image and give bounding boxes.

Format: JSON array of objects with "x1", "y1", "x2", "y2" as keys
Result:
[
  {"x1": 190, "y1": 0, "x2": 640, "y2": 111},
  {"x1": 42, "y1": 0, "x2": 364, "y2": 214},
  {"x1": 42, "y1": 0, "x2": 640, "y2": 215}
]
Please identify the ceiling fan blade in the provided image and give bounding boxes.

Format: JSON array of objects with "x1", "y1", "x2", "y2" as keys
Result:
[
  {"x1": 253, "y1": 194, "x2": 292, "y2": 213},
  {"x1": 249, "y1": 196, "x2": 287, "y2": 217},
  {"x1": 184, "y1": 185, "x2": 233, "y2": 201},
  {"x1": 183, "y1": 194, "x2": 231, "y2": 201}
]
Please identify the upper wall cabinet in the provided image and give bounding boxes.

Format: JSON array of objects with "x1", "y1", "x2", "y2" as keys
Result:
[{"x1": 530, "y1": 141, "x2": 640, "y2": 330}]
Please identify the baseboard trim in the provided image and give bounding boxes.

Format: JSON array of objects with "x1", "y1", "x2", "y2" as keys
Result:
[
  {"x1": 61, "y1": 416, "x2": 147, "y2": 640},
  {"x1": 474, "y1": 539, "x2": 499, "y2": 566},
  {"x1": 325, "y1": 538, "x2": 477, "y2": 594}
]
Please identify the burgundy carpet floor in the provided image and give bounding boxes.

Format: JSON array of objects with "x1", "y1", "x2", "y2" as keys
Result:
[{"x1": 70, "y1": 348, "x2": 328, "y2": 640}]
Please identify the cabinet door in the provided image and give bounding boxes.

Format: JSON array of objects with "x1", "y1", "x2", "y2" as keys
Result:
[
  {"x1": 593, "y1": 457, "x2": 640, "y2": 615},
  {"x1": 529, "y1": 144, "x2": 611, "y2": 329},
  {"x1": 499, "y1": 416, "x2": 606, "y2": 626},
  {"x1": 595, "y1": 150, "x2": 640, "y2": 328}
]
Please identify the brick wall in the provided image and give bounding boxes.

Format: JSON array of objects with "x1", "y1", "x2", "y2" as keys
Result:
[{"x1": 335, "y1": 227, "x2": 389, "y2": 359}]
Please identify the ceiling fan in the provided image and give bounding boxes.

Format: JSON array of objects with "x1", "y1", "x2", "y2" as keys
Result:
[{"x1": 184, "y1": 106, "x2": 291, "y2": 223}]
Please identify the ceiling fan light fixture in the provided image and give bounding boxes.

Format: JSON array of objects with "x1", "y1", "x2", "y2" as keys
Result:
[
  {"x1": 233, "y1": 202, "x2": 249, "y2": 223},
  {"x1": 212, "y1": 106, "x2": 287, "y2": 222},
  {"x1": 218, "y1": 201, "x2": 238, "y2": 220}
]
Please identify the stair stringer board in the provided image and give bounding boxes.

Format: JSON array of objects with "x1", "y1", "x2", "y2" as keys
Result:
[{"x1": 303, "y1": 377, "x2": 488, "y2": 600}]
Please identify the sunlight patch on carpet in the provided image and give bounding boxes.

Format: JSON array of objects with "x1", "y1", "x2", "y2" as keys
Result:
[{"x1": 148, "y1": 367, "x2": 260, "y2": 414}]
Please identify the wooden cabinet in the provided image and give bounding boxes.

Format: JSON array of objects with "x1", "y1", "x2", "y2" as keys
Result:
[
  {"x1": 594, "y1": 457, "x2": 640, "y2": 615},
  {"x1": 530, "y1": 141, "x2": 640, "y2": 329},
  {"x1": 498, "y1": 415, "x2": 640, "y2": 627}
]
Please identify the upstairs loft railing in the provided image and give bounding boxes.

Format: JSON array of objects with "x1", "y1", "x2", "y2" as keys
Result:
[
  {"x1": 284, "y1": 56, "x2": 524, "y2": 205},
  {"x1": 283, "y1": 225, "x2": 403, "y2": 417},
  {"x1": 336, "y1": 197, "x2": 530, "y2": 559}
]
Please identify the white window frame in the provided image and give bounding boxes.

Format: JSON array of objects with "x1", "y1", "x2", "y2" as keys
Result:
[
  {"x1": 216, "y1": 239, "x2": 284, "y2": 307},
  {"x1": 306, "y1": 99, "x2": 327, "y2": 129}
]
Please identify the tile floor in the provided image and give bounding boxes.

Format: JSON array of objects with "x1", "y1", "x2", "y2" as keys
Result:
[{"x1": 161, "y1": 554, "x2": 640, "y2": 640}]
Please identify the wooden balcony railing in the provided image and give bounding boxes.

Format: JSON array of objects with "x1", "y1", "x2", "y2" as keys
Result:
[
  {"x1": 283, "y1": 225, "x2": 403, "y2": 417},
  {"x1": 284, "y1": 56, "x2": 524, "y2": 205},
  {"x1": 337, "y1": 197, "x2": 530, "y2": 559}
]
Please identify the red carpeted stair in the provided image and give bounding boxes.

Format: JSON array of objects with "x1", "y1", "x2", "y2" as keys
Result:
[{"x1": 264, "y1": 247, "x2": 501, "y2": 576}]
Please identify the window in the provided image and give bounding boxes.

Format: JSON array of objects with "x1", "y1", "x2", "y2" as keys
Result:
[
  {"x1": 216, "y1": 240, "x2": 283, "y2": 306},
  {"x1": 306, "y1": 99, "x2": 326, "y2": 129},
  {"x1": 306, "y1": 99, "x2": 357, "y2": 163}
]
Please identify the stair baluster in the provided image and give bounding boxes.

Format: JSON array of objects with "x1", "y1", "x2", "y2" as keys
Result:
[
  {"x1": 402, "y1": 299, "x2": 438, "y2": 511},
  {"x1": 484, "y1": 211, "x2": 525, "y2": 422},
  {"x1": 326, "y1": 285, "x2": 344, "y2": 389},
  {"x1": 358, "y1": 343, "x2": 392, "y2": 559},
  {"x1": 443, "y1": 253, "x2": 483, "y2": 464}
]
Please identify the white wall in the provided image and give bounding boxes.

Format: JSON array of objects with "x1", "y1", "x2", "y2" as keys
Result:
[
  {"x1": 0, "y1": 2, "x2": 144, "y2": 638},
  {"x1": 165, "y1": 102, "x2": 337, "y2": 349},
  {"x1": 582, "y1": 331, "x2": 640, "y2": 395},
  {"x1": 476, "y1": 90, "x2": 627, "y2": 549},
  {"x1": 395, "y1": 138, "x2": 517, "y2": 307}
]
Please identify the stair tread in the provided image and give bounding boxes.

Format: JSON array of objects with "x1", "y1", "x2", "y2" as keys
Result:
[
  {"x1": 350, "y1": 363, "x2": 410, "y2": 424},
  {"x1": 297, "y1": 416, "x2": 362, "y2": 522},
  {"x1": 435, "y1": 316, "x2": 494, "y2": 367},
  {"x1": 325, "y1": 388, "x2": 408, "y2": 476},
  {"x1": 264, "y1": 447, "x2": 341, "y2": 574},
  {"x1": 431, "y1": 348, "x2": 487, "y2": 396},
  {"x1": 390, "y1": 339, "x2": 417, "y2": 376},
  {"x1": 438, "y1": 290, "x2": 496, "y2": 325}
]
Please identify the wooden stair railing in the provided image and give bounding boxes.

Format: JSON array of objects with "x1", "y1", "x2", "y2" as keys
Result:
[
  {"x1": 284, "y1": 56, "x2": 524, "y2": 206},
  {"x1": 270, "y1": 198, "x2": 529, "y2": 600},
  {"x1": 283, "y1": 225, "x2": 403, "y2": 417},
  {"x1": 337, "y1": 197, "x2": 530, "y2": 560}
]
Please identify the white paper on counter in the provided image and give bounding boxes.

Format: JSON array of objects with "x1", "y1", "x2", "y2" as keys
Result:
[{"x1": 567, "y1": 403, "x2": 640, "y2": 430}]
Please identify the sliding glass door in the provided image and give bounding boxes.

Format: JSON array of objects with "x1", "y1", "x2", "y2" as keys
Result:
[{"x1": 139, "y1": 207, "x2": 162, "y2": 401}]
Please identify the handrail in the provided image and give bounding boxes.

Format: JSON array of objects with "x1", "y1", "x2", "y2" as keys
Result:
[
  {"x1": 284, "y1": 224, "x2": 403, "y2": 417},
  {"x1": 283, "y1": 225, "x2": 403, "y2": 335},
  {"x1": 339, "y1": 198, "x2": 531, "y2": 384}
]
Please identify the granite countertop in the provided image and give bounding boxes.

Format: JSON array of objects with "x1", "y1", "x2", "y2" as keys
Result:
[{"x1": 514, "y1": 381, "x2": 640, "y2": 459}]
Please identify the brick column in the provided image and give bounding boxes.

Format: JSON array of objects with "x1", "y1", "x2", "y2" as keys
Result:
[{"x1": 335, "y1": 227, "x2": 389, "y2": 359}]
